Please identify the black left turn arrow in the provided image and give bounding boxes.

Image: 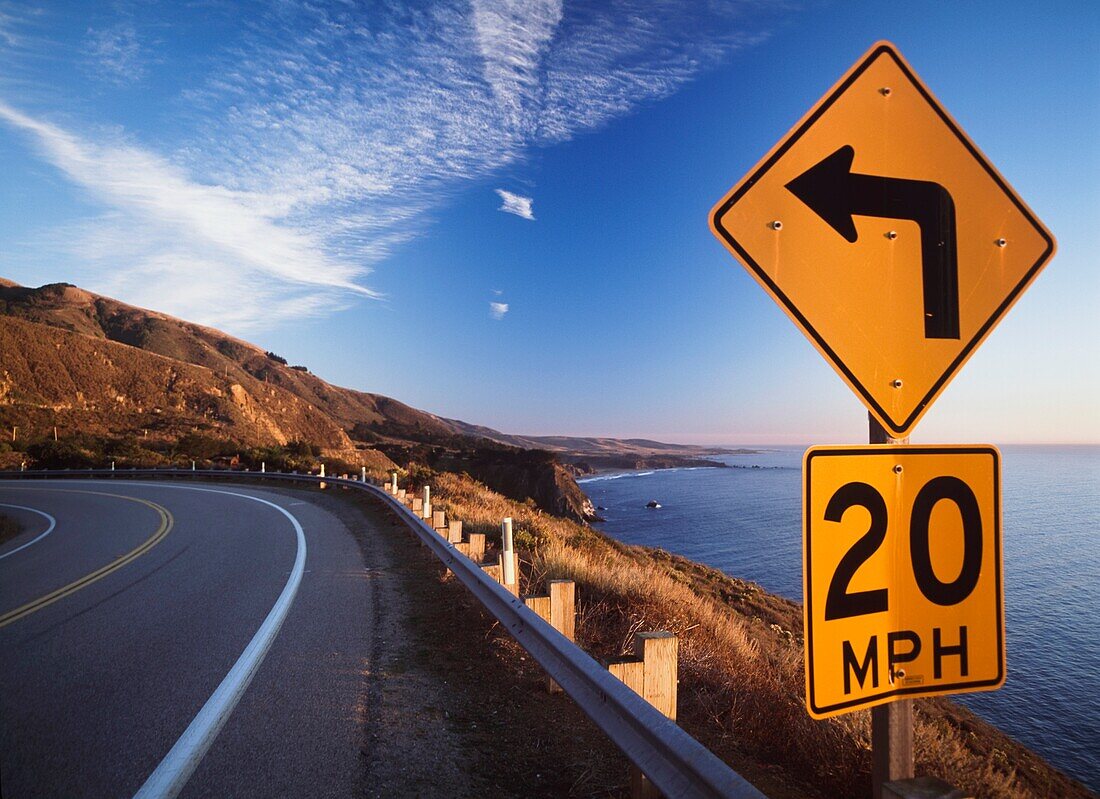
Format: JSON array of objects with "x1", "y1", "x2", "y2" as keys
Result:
[{"x1": 786, "y1": 145, "x2": 960, "y2": 340}]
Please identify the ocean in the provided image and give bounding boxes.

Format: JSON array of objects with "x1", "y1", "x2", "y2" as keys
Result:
[{"x1": 578, "y1": 445, "x2": 1100, "y2": 792}]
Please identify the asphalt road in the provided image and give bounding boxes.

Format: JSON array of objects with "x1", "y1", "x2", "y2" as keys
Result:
[{"x1": 0, "y1": 479, "x2": 378, "y2": 798}]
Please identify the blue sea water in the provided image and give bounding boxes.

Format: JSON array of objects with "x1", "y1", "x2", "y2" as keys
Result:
[{"x1": 579, "y1": 445, "x2": 1100, "y2": 791}]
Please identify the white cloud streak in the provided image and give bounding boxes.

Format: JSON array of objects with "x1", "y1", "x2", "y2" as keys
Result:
[
  {"x1": 495, "y1": 189, "x2": 535, "y2": 220},
  {"x1": 0, "y1": 100, "x2": 375, "y2": 329},
  {"x1": 490, "y1": 301, "x2": 509, "y2": 320},
  {"x1": 0, "y1": 1, "x2": 777, "y2": 330}
]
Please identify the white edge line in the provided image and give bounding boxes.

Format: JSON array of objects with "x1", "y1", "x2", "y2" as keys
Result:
[
  {"x1": 0, "y1": 503, "x2": 58, "y2": 560},
  {"x1": 129, "y1": 485, "x2": 307, "y2": 799}
]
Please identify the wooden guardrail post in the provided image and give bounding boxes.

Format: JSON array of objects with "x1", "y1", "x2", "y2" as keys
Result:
[
  {"x1": 636, "y1": 632, "x2": 677, "y2": 721},
  {"x1": 397, "y1": 488, "x2": 406, "y2": 501},
  {"x1": 524, "y1": 595, "x2": 551, "y2": 621},
  {"x1": 523, "y1": 580, "x2": 576, "y2": 692},
  {"x1": 468, "y1": 533, "x2": 486, "y2": 563},
  {"x1": 432, "y1": 510, "x2": 447, "y2": 533},
  {"x1": 607, "y1": 631, "x2": 678, "y2": 798},
  {"x1": 549, "y1": 580, "x2": 576, "y2": 643},
  {"x1": 608, "y1": 658, "x2": 644, "y2": 694},
  {"x1": 447, "y1": 520, "x2": 463, "y2": 543},
  {"x1": 412, "y1": 496, "x2": 423, "y2": 514}
]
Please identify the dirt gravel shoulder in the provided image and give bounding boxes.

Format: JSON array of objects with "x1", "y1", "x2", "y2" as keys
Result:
[{"x1": 303, "y1": 485, "x2": 635, "y2": 798}]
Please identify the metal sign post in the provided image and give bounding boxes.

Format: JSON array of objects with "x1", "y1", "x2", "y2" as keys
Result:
[
  {"x1": 870, "y1": 415, "x2": 911, "y2": 792},
  {"x1": 869, "y1": 415, "x2": 912, "y2": 795}
]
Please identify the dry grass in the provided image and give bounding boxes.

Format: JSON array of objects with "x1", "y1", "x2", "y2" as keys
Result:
[{"x1": 423, "y1": 470, "x2": 1090, "y2": 799}]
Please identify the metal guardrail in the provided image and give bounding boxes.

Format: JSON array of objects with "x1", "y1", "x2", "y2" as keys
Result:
[{"x1": 4, "y1": 468, "x2": 766, "y2": 799}]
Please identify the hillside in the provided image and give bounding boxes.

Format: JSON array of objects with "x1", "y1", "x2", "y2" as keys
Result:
[{"x1": 0, "y1": 279, "x2": 729, "y2": 520}]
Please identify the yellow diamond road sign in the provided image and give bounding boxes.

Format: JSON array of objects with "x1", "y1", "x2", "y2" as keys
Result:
[
  {"x1": 710, "y1": 42, "x2": 1055, "y2": 438},
  {"x1": 803, "y1": 445, "x2": 1004, "y2": 718}
]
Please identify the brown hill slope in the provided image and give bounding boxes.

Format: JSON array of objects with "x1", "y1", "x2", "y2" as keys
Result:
[
  {"x1": 0, "y1": 314, "x2": 359, "y2": 451},
  {"x1": 0, "y1": 280, "x2": 464, "y2": 443},
  {"x1": 0, "y1": 280, "x2": 621, "y2": 520}
]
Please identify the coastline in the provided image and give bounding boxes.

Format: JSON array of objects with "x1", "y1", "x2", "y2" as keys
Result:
[
  {"x1": 575, "y1": 445, "x2": 1100, "y2": 793},
  {"x1": 571, "y1": 448, "x2": 765, "y2": 482}
]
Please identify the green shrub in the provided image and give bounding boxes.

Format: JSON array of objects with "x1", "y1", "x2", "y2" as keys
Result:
[
  {"x1": 27, "y1": 439, "x2": 99, "y2": 469},
  {"x1": 177, "y1": 433, "x2": 238, "y2": 459}
]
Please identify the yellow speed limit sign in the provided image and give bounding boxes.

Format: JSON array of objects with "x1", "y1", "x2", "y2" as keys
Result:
[{"x1": 802, "y1": 445, "x2": 1003, "y2": 718}]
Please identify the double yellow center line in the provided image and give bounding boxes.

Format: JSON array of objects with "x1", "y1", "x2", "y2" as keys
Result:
[{"x1": 0, "y1": 490, "x2": 174, "y2": 629}]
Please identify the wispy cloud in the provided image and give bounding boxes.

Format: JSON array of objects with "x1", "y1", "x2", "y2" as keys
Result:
[
  {"x1": 0, "y1": 1, "x2": 778, "y2": 329},
  {"x1": 495, "y1": 189, "x2": 535, "y2": 220},
  {"x1": 490, "y1": 301, "x2": 510, "y2": 320},
  {"x1": 0, "y1": 100, "x2": 376, "y2": 329},
  {"x1": 472, "y1": 0, "x2": 562, "y2": 131},
  {"x1": 84, "y1": 22, "x2": 145, "y2": 85},
  {"x1": 0, "y1": 9, "x2": 19, "y2": 48}
]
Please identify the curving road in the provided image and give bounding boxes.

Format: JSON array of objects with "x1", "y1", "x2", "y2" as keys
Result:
[{"x1": 0, "y1": 479, "x2": 379, "y2": 798}]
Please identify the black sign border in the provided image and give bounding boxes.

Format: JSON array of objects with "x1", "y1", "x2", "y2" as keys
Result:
[
  {"x1": 803, "y1": 445, "x2": 1004, "y2": 717},
  {"x1": 711, "y1": 43, "x2": 1056, "y2": 437}
]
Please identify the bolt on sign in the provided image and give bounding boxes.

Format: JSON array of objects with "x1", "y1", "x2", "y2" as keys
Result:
[
  {"x1": 802, "y1": 446, "x2": 1003, "y2": 719},
  {"x1": 709, "y1": 41, "x2": 1055, "y2": 438}
]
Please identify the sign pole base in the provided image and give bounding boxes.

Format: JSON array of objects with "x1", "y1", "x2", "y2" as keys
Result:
[
  {"x1": 869, "y1": 412, "x2": 914, "y2": 797},
  {"x1": 872, "y1": 700, "x2": 914, "y2": 798}
]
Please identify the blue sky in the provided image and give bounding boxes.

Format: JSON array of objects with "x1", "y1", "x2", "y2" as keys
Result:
[{"x1": 1, "y1": 1, "x2": 1097, "y2": 445}]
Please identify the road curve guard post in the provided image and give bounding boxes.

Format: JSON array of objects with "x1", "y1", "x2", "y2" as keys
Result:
[
  {"x1": 607, "y1": 631, "x2": 679, "y2": 799},
  {"x1": 499, "y1": 518, "x2": 519, "y2": 596},
  {"x1": 421, "y1": 485, "x2": 431, "y2": 520}
]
